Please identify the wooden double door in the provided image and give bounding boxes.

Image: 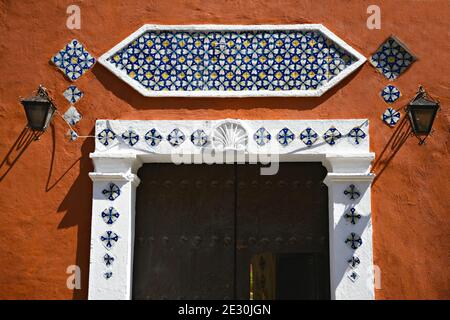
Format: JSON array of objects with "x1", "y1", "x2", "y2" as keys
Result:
[{"x1": 133, "y1": 163, "x2": 330, "y2": 300}]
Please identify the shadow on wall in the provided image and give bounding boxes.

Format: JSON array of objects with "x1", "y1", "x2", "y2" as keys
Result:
[
  {"x1": 56, "y1": 136, "x2": 94, "y2": 299},
  {"x1": 92, "y1": 62, "x2": 362, "y2": 111},
  {"x1": 372, "y1": 116, "x2": 412, "y2": 185},
  {"x1": 45, "y1": 124, "x2": 81, "y2": 192},
  {"x1": 56, "y1": 134, "x2": 94, "y2": 299},
  {"x1": 0, "y1": 127, "x2": 43, "y2": 182},
  {"x1": 0, "y1": 123, "x2": 93, "y2": 299},
  {"x1": 44, "y1": 124, "x2": 94, "y2": 300}
]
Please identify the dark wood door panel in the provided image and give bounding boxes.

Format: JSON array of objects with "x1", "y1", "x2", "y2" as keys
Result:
[
  {"x1": 235, "y1": 163, "x2": 330, "y2": 299},
  {"x1": 133, "y1": 164, "x2": 236, "y2": 300},
  {"x1": 133, "y1": 163, "x2": 330, "y2": 300}
]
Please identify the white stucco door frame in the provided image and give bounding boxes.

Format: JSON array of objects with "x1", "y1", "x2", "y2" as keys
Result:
[{"x1": 87, "y1": 119, "x2": 375, "y2": 300}]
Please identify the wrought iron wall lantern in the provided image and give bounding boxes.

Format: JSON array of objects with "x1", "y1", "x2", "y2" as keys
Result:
[
  {"x1": 20, "y1": 85, "x2": 56, "y2": 132},
  {"x1": 406, "y1": 86, "x2": 440, "y2": 144}
]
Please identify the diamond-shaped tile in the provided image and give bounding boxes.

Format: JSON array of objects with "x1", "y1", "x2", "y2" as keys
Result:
[
  {"x1": 344, "y1": 208, "x2": 362, "y2": 225},
  {"x1": 100, "y1": 231, "x2": 119, "y2": 250},
  {"x1": 347, "y1": 270, "x2": 360, "y2": 282},
  {"x1": 63, "y1": 85, "x2": 84, "y2": 104},
  {"x1": 122, "y1": 129, "x2": 139, "y2": 146},
  {"x1": 300, "y1": 127, "x2": 318, "y2": 146},
  {"x1": 381, "y1": 85, "x2": 400, "y2": 103},
  {"x1": 191, "y1": 129, "x2": 208, "y2": 147},
  {"x1": 344, "y1": 184, "x2": 360, "y2": 200},
  {"x1": 370, "y1": 36, "x2": 415, "y2": 80},
  {"x1": 145, "y1": 128, "x2": 163, "y2": 147},
  {"x1": 277, "y1": 127, "x2": 295, "y2": 146},
  {"x1": 168, "y1": 128, "x2": 185, "y2": 147},
  {"x1": 103, "y1": 253, "x2": 115, "y2": 267},
  {"x1": 345, "y1": 232, "x2": 363, "y2": 249},
  {"x1": 102, "y1": 182, "x2": 120, "y2": 201},
  {"x1": 348, "y1": 256, "x2": 361, "y2": 269},
  {"x1": 382, "y1": 107, "x2": 401, "y2": 126},
  {"x1": 323, "y1": 127, "x2": 341, "y2": 145},
  {"x1": 51, "y1": 39, "x2": 96, "y2": 81},
  {"x1": 101, "y1": 207, "x2": 120, "y2": 225},
  {"x1": 97, "y1": 128, "x2": 116, "y2": 146},
  {"x1": 253, "y1": 127, "x2": 271, "y2": 146},
  {"x1": 66, "y1": 129, "x2": 78, "y2": 141},
  {"x1": 348, "y1": 127, "x2": 366, "y2": 145},
  {"x1": 63, "y1": 106, "x2": 82, "y2": 125}
]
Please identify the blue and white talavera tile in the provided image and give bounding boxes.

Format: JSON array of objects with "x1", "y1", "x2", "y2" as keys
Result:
[
  {"x1": 347, "y1": 270, "x2": 360, "y2": 282},
  {"x1": 370, "y1": 36, "x2": 415, "y2": 80},
  {"x1": 103, "y1": 27, "x2": 361, "y2": 95},
  {"x1": 102, "y1": 182, "x2": 121, "y2": 201},
  {"x1": 323, "y1": 127, "x2": 341, "y2": 145},
  {"x1": 277, "y1": 127, "x2": 295, "y2": 146},
  {"x1": 145, "y1": 128, "x2": 163, "y2": 147},
  {"x1": 122, "y1": 129, "x2": 139, "y2": 146},
  {"x1": 348, "y1": 256, "x2": 360, "y2": 269},
  {"x1": 63, "y1": 106, "x2": 82, "y2": 126},
  {"x1": 67, "y1": 129, "x2": 78, "y2": 141},
  {"x1": 100, "y1": 231, "x2": 119, "y2": 250},
  {"x1": 253, "y1": 127, "x2": 271, "y2": 146},
  {"x1": 344, "y1": 184, "x2": 360, "y2": 200},
  {"x1": 191, "y1": 129, "x2": 208, "y2": 147},
  {"x1": 103, "y1": 253, "x2": 115, "y2": 267},
  {"x1": 382, "y1": 107, "x2": 401, "y2": 126},
  {"x1": 345, "y1": 232, "x2": 363, "y2": 249},
  {"x1": 299, "y1": 127, "x2": 318, "y2": 146},
  {"x1": 344, "y1": 208, "x2": 362, "y2": 225},
  {"x1": 381, "y1": 85, "x2": 400, "y2": 103},
  {"x1": 348, "y1": 127, "x2": 366, "y2": 145},
  {"x1": 63, "y1": 85, "x2": 84, "y2": 104},
  {"x1": 101, "y1": 207, "x2": 120, "y2": 225},
  {"x1": 167, "y1": 128, "x2": 185, "y2": 147},
  {"x1": 51, "y1": 39, "x2": 96, "y2": 81},
  {"x1": 97, "y1": 128, "x2": 117, "y2": 146}
]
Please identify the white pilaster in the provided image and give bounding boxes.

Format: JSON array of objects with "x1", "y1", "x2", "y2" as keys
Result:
[
  {"x1": 323, "y1": 154, "x2": 375, "y2": 300},
  {"x1": 88, "y1": 154, "x2": 142, "y2": 300}
]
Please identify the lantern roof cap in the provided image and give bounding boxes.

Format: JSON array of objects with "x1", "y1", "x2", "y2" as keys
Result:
[
  {"x1": 21, "y1": 95, "x2": 50, "y2": 102},
  {"x1": 409, "y1": 86, "x2": 439, "y2": 106},
  {"x1": 20, "y1": 85, "x2": 56, "y2": 107}
]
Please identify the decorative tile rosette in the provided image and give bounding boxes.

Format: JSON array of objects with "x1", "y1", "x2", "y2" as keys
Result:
[
  {"x1": 381, "y1": 85, "x2": 400, "y2": 103},
  {"x1": 370, "y1": 36, "x2": 415, "y2": 80},
  {"x1": 51, "y1": 39, "x2": 95, "y2": 81},
  {"x1": 64, "y1": 85, "x2": 84, "y2": 104}
]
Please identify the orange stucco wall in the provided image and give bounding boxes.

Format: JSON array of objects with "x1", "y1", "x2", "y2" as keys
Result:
[{"x1": 0, "y1": 0, "x2": 449, "y2": 299}]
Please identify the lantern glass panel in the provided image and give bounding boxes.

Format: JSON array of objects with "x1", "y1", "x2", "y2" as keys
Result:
[
  {"x1": 408, "y1": 106, "x2": 438, "y2": 135},
  {"x1": 21, "y1": 98, "x2": 55, "y2": 131}
]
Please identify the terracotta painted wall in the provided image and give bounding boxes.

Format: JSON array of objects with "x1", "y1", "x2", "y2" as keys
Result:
[{"x1": 0, "y1": 0, "x2": 449, "y2": 299}]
